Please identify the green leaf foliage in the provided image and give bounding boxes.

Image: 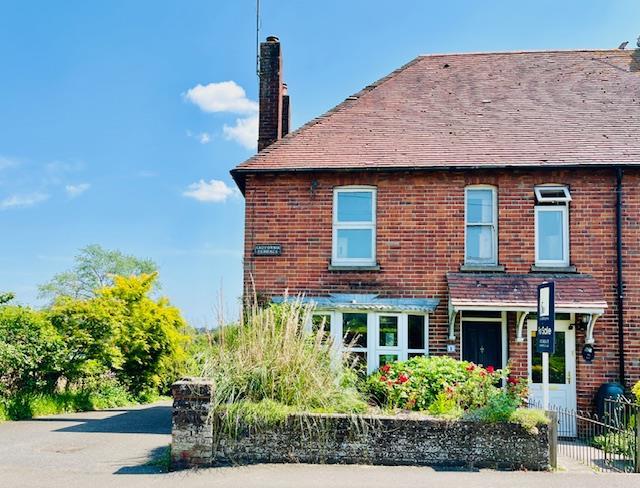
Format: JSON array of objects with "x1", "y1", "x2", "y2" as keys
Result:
[
  {"x1": 0, "y1": 304, "x2": 63, "y2": 396},
  {"x1": 48, "y1": 273, "x2": 190, "y2": 395},
  {"x1": 38, "y1": 244, "x2": 158, "y2": 301}
]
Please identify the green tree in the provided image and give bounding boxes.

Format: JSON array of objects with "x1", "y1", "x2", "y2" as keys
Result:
[
  {"x1": 0, "y1": 305, "x2": 63, "y2": 396},
  {"x1": 47, "y1": 273, "x2": 190, "y2": 396},
  {"x1": 38, "y1": 244, "x2": 158, "y2": 301}
]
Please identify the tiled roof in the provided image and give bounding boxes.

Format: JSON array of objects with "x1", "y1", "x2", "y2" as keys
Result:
[
  {"x1": 447, "y1": 273, "x2": 607, "y2": 310},
  {"x1": 232, "y1": 50, "x2": 640, "y2": 185}
]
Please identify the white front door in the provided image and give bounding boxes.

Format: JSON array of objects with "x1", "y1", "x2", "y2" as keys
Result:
[
  {"x1": 374, "y1": 313, "x2": 403, "y2": 371},
  {"x1": 527, "y1": 319, "x2": 577, "y2": 436}
]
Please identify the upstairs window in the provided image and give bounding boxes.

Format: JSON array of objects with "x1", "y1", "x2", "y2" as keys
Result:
[
  {"x1": 535, "y1": 185, "x2": 570, "y2": 267},
  {"x1": 332, "y1": 187, "x2": 376, "y2": 266},
  {"x1": 465, "y1": 186, "x2": 497, "y2": 266}
]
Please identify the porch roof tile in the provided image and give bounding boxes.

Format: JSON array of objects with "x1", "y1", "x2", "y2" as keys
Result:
[{"x1": 447, "y1": 273, "x2": 607, "y2": 311}]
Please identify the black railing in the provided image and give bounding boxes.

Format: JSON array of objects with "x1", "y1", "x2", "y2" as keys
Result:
[{"x1": 527, "y1": 397, "x2": 639, "y2": 473}]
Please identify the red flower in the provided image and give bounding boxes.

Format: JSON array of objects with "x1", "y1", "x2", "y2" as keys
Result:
[
  {"x1": 486, "y1": 366, "x2": 495, "y2": 374},
  {"x1": 380, "y1": 375, "x2": 388, "y2": 382},
  {"x1": 397, "y1": 373, "x2": 409, "y2": 384},
  {"x1": 466, "y1": 363, "x2": 476, "y2": 372},
  {"x1": 380, "y1": 364, "x2": 391, "y2": 374}
]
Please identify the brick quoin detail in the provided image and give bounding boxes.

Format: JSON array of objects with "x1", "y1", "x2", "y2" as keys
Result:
[{"x1": 242, "y1": 167, "x2": 640, "y2": 411}]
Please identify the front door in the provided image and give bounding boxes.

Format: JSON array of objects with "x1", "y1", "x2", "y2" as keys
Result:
[
  {"x1": 462, "y1": 322, "x2": 502, "y2": 370},
  {"x1": 527, "y1": 319, "x2": 577, "y2": 436}
]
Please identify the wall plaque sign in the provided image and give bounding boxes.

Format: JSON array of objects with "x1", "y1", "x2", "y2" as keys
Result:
[{"x1": 253, "y1": 244, "x2": 282, "y2": 256}]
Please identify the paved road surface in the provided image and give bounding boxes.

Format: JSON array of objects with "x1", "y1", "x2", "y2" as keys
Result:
[{"x1": 0, "y1": 402, "x2": 638, "y2": 488}]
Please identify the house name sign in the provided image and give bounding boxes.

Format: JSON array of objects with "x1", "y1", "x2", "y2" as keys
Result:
[{"x1": 253, "y1": 244, "x2": 282, "y2": 256}]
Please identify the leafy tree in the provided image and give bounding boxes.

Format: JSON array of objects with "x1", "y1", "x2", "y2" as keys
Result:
[
  {"x1": 0, "y1": 305, "x2": 63, "y2": 396},
  {"x1": 47, "y1": 273, "x2": 190, "y2": 396},
  {"x1": 39, "y1": 244, "x2": 158, "y2": 301}
]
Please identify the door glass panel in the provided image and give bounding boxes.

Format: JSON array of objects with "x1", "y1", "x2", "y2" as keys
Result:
[
  {"x1": 408, "y1": 315, "x2": 425, "y2": 349},
  {"x1": 531, "y1": 331, "x2": 566, "y2": 384},
  {"x1": 378, "y1": 316, "x2": 398, "y2": 347},
  {"x1": 343, "y1": 313, "x2": 367, "y2": 348},
  {"x1": 379, "y1": 354, "x2": 398, "y2": 366}
]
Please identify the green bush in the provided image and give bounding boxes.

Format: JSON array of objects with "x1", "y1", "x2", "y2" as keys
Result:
[
  {"x1": 593, "y1": 431, "x2": 635, "y2": 457},
  {"x1": 0, "y1": 377, "x2": 133, "y2": 420},
  {"x1": 509, "y1": 408, "x2": 549, "y2": 434},
  {"x1": 366, "y1": 356, "x2": 521, "y2": 413},
  {"x1": 632, "y1": 381, "x2": 640, "y2": 404},
  {"x1": 48, "y1": 274, "x2": 190, "y2": 396},
  {"x1": 0, "y1": 305, "x2": 63, "y2": 396}
]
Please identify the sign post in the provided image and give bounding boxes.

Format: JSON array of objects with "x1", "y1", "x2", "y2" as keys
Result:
[{"x1": 536, "y1": 281, "x2": 555, "y2": 411}]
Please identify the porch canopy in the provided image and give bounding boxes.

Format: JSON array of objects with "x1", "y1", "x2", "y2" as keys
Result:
[
  {"x1": 447, "y1": 273, "x2": 607, "y2": 344},
  {"x1": 272, "y1": 293, "x2": 439, "y2": 313}
]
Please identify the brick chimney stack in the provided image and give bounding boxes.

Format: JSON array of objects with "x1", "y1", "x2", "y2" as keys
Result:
[{"x1": 258, "y1": 36, "x2": 290, "y2": 151}]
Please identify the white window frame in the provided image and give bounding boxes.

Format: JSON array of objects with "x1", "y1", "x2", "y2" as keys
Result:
[
  {"x1": 535, "y1": 205, "x2": 569, "y2": 267},
  {"x1": 332, "y1": 186, "x2": 377, "y2": 267},
  {"x1": 534, "y1": 185, "x2": 572, "y2": 204},
  {"x1": 330, "y1": 311, "x2": 429, "y2": 374},
  {"x1": 464, "y1": 185, "x2": 498, "y2": 266}
]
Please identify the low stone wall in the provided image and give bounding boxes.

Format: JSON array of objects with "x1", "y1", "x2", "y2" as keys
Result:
[{"x1": 171, "y1": 378, "x2": 551, "y2": 471}]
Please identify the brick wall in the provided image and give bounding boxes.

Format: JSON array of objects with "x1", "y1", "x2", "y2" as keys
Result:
[
  {"x1": 242, "y1": 167, "x2": 639, "y2": 410},
  {"x1": 170, "y1": 378, "x2": 551, "y2": 470}
]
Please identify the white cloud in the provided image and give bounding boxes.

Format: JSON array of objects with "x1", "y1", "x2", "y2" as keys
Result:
[
  {"x1": 186, "y1": 130, "x2": 212, "y2": 144},
  {"x1": 184, "y1": 81, "x2": 258, "y2": 114},
  {"x1": 223, "y1": 115, "x2": 258, "y2": 150},
  {"x1": 0, "y1": 192, "x2": 49, "y2": 210},
  {"x1": 0, "y1": 156, "x2": 19, "y2": 170},
  {"x1": 183, "y1": 179, "x2": 239, "y2": 203},
  {"x1": 65, "y1": 183, "x2": 91, "y2": 198}
]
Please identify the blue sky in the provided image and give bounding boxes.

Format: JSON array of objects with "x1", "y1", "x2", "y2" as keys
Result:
[{"x1": 1, "y1": 1, "x2": 638, "y2": 326}]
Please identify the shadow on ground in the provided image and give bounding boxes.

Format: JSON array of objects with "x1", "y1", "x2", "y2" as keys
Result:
[
  {"x1": 114, "y1": 445, "x2": 171, "y2": 475},
  {"x1": 29, "y1": 405, "x2": 172, "y2": 435}
]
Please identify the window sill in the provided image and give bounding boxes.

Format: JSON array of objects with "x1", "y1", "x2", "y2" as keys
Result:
[
  {"x1": 459, "y1": 264, "x2": 505, "y2": 273},
  {"x1": 530, "y1": 265, "x2": 577, "y2": 273},
  {"x1": 328, "y1": 264, "x2": 381, "y2": 272}
]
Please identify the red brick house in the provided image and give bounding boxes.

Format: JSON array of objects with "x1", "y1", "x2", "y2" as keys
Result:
[{"x1": 231, "y1": 37, "x2": 640, "y2": 421}]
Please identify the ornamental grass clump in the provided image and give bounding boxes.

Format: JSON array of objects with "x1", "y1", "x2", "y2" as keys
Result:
[{"x1": 200, "y1": 299, "x2": 367, "y2": 435}]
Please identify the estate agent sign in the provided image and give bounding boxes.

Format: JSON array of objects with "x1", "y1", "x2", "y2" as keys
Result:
[{"x1": 536, "y1": 281, "x2": 555, "y2": 354}]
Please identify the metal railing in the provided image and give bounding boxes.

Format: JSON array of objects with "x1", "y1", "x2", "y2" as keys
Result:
[{"x1": 528, "y1": 397, "x2": 639, "y2": 473}]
